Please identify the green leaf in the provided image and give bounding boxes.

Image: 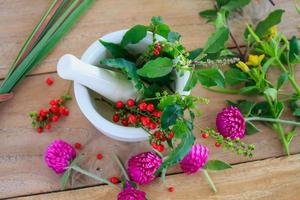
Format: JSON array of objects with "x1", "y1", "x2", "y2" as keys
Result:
[
  {"x1": 188, "y1": 48, "x2": 203, "y2": 60},
  {"x1": 289, "y1": 36, "x2": 299, "y2": 63},
  {"x1": 100, "y1": 58, "x2": 143, "y2": 90},
  {"x1": 151, "y1": 16, "x2": 164, "y2": 25},
  {"x1": 255, "y1": 9, "x2": 285, "y2": 38},
  {"x1": 197, "y1": 68, "x2": 225, "y2": 88},
  {"x1": 204, "y1": 160, "x2": 232, "y2": 170},
  {"x1": 60, "y1": 168, "x2": 72, "y2": 189},
  {"x1": 199, "y1": 9, "x2": 218, "y2": 21},
  {"x1": 264, "y1": 88, "x2": 277, "y2": 101},
  {"x1": 224, "y1": 68, "x2": 248, "y2": 86},
  {"x1": 202, "y1": 27, "x2": 229, "y2": 54},
  {"x1": 293, "y1": 108, "x2": 300, "y2": 117},
  {"x1": 221, "y1": 0, "x2": 251, "y2": 11},
  {"x1": 240, "y1": 86, "x2": 260, "y2": 95},
  {"x1": 167, "y1": 32, "x2": 181, "y2": 42},
  {"x1": 121, "y1": 25, "x2": 147, "y2": 47},
  {"x1": 155, "y1": 132, "x2": 195, "y2": 175},
  {"x1": 161, "y1": 104, "x2": 183, "y2": 129},
  {"x1": 156, "y1": 24, "x2": 170, "y2": 38},
  {"x1": 246, "y1": 121, "x2": 260, "y2": 135},
  {"x1": 237, "y1": 100, "x2": 256, "y2": 117},
  {"x1": 99, "y1": 40, "x2": 132, "y2": 59},
  {"x1": 172, "y1": 119, "x2": 190, "y2": 139},
  {"x1": 137, "y1": 57, "x2": 173, "y2": 78},
  {"x1": 183, "y1": 70, "x2": 198, "y2": 91},
  {"x1": 276, "y1": 72, "x2": 288, "y2": 89}
]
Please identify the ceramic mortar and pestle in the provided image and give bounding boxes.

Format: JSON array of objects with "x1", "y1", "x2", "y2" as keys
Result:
[{"x1": 56, "y1": 30, "x2": 190, "y2": 142}]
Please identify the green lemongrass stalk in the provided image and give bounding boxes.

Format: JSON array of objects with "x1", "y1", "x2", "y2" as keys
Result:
[
  {"x1": 0, "y1": 0, "x2": 94, "y2": 95},
  {"x1": 202, "y1": 170, "x2": 217, "y2": 193},
  {"x1": 70, "y1": 165, "x2": 119, "y2": 189},
  {"x1": 4, "y1": 0, "x2": 60, "y2": 79}
]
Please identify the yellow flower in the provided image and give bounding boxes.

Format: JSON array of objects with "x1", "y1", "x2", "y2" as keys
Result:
[
  {"x1": 236, "y1": 61, "x2": 250, "y2": 72},
  {"x1": 269, "y1": 26, "x2": 277, "y2": 38},
  {"x1": 246, "y1": 54, "x2": 265, "y2": 67}
]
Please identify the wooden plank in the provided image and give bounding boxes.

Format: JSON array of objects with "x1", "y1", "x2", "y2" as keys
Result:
[
  {"x1": 0, "y1": 0, "x2": 299, "y2": 79},
  {"x1": 0, "y1": 73, "x2": 300, "y2": 198},
  {"x1": 13, "y1": 153, "x2": 300, "y2": 200}
]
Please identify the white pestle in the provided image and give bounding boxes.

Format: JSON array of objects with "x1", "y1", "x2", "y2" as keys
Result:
[{"x1": 57, "y1": 54, "x2": 137, "y2": 102}]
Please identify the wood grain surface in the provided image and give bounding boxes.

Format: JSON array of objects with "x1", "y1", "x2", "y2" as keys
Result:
[
  {"x1": 14, "y1": 154, "x2": 300, "y2": 200},
  {"x1": 0, "y1": 0, "x2": 299, "y2": 199}
]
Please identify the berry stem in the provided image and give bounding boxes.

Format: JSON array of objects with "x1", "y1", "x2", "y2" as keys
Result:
[
  {"x1": 70, "y1": 165, "x2": 120, "y2": 189},
  {"x1": 202, "y1": 170, "x2": 217, "y2": 193}
]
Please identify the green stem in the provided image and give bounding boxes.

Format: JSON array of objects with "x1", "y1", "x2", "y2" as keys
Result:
[
  {"x1": 288, "y1": 75, "x2": 300, "y2": 96},
  {"x1": 202, "y1": 170, "x2": 217, "y2": 193},
  {"x1": 204, "y1": 87, "x2": 240, "y2": 95},
  {"x1": 112, "y1": 154, "x2": 130, "y2": 181},
  {"x1": 70, "y1": 165, "x2": 119, "y2": 189},
  {"x1": 273, "y1": 123, "x2": 290, "y2": 155},
  {"x1": 246, "y1": 117, "x2": 300, "y2": 126}
]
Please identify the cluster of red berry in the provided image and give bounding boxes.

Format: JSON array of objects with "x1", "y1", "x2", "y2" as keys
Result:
[
  {"x1": 201, "y1": 133, "x2": 221, "y2": 148},
  {"x1": 29, "y1": 96, "x2": 71, "y2": 133},
  {"x1": 153, "y1": 42, "x2": 161, "y2": 56},
  {"x1": 112, "y1": 99, "x2": 173, "y2": 152}
]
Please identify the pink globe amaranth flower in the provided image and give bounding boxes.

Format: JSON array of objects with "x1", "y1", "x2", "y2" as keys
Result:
[
  {"x1": 117, "y1": 182, "x2": 146, "y2": 200},
  {"x1": 44, "y1": 140, "x2": 76, "y2": 174},
  {"x1": 180, "y1": 144, "x2": 209, "y2": 174},
  {"x1": 127, "y1": 152, "x2": 162, "y2": 185},
  {"x1": 216, "y1": 106, "x2": 246, "y2": 139}
]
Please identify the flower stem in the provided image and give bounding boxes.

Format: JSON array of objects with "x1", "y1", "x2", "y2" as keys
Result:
[
  {"x1": 246, "y1": 117, "x2": 300, "y2": 126},
  {"x1": 288, "y1": 75, "x2": 300, "y2": 96},
  {"x1": 112, "y1": 153, "x2": 130, "y2": 181},
  {"x1": 204, "y1": 86, "x2": 240, "y2": 94},
  {"x1": 202, "y1": 170, "x2": 217, "y2": 193},
  {"x1": 70, "y1": 165, "x2": 119, "y2": 189}
]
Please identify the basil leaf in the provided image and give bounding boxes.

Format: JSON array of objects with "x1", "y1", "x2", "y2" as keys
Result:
[
  {"x1": 276, "y1": 72, "x2": 288, "y2": 90},
  {"x1": 199, "y1": 9, "x2": 218, "y2": 22},
  {"x1": 121, "y1": 25, "x2": 147, "y2": 47},
  {"x1": 172, "y1": 119, "x2": 190, "y2": 139},
  {"x1": 289, "y1": 36, "x2": 299, "y2": 63},
  {"x1": 137, "y1": 57, "x2": 173, "y2": 78},
  {"x1": 197, "y1": 68, "x2": 225, "y2": 88},
  {"x1": 225, "y1": 68, "x2": 248, "y2": 86},
  {"x1": 188, "y1": 48, "x2": 203, "y2": 60},
  {"x1": 99, "y1": 40, "x2": 132, "y2": 59},
  {"x1": 204, "y1": 160, "x2": 232, "y2": 170},
  {"x1": 255, "y1": 9, "x2": 285, "y2": 38},
  {"x1": 161, "y1": 104, "x2": 183, "y2": 129},
  {"x1": 151, "y1": 16, "x2": 164, "y2": 25},
  {"x1": 202, "y1": 27, "x2": 229, "y2": 54},
  {"x1": 156, "y1": 23, "x2": 170, "y2": 38},
  {"x1": 167, "y1": 32, "x2": 181, "y2": 42},
  {"x1": 221, "y1": 0, "x2": 251, "y2": 11},
  {"x1": 100, "y1": 58, "x2": 143, "y2": 90}
]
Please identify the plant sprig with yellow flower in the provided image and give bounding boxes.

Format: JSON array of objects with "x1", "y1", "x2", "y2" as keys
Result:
[{"x1": 192, "y1": 1, "x2": 300, "y2": 155}]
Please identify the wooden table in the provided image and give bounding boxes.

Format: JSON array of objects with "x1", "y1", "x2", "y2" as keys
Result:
[{"x1": 0, "y1": 0, "x2": 300, "y2": 199}]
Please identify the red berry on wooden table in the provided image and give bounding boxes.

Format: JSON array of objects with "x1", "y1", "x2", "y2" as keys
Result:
[
  {"x1": 110, "y1": 177, "x2": 120, "y2": 184},
  {"x1": 36, "y1": 127, "x2": 43, "y2": 133},
  {"x1": 168, "y1": 186, "x2": 174, "y2": 192},
  {"x1": 51, "y1": 115, "x2": 59, "y2": 122},
  {"x1": 46, "y1": 77, "x2": 54, "y2": 85},
  {"x1": 44, "y1": 124, "x2": 51, "y2": 130},
  {"x1": 202, "y1": 133, "x2": 209, "y2": 139},
  {"x1": 97, "y1": 153, "x2": 103, "y2": 160},
  {"x1": 74, "y1": 142, "x2": 82, "y2": 149},
  {"x1": 215, "y1": 142, "x2": 221, "y2": 148}
]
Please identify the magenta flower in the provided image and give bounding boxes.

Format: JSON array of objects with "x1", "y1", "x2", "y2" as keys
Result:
[
  {"x1": 44, "y1": 140, "x2": 76, "y2": 174},
  {"x1": 127, "y1": 152, "x2": 162, "y2": 185},
  {"x1": 180, "y1": 144, "x2": 209, "y2": 174},
  {"x1": 216, "y1": 106, "x2": 246, "y2": 139},
  {"x1": 117, "y1": 181, "x2": 146, "y2": 200}
]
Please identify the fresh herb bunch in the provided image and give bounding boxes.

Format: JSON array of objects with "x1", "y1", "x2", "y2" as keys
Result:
[
  {"x1": 195, "y1": 0, "x2": 300, "y2": 155},
  {"x1": 98, "y1": 16, "x2": 189, "y2": 98}
]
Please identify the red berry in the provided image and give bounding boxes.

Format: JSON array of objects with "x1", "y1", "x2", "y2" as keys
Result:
[
  {"x1": 36, "y1": 127, "x2": 43, "y2": 133},
  {"x1": 62, "y1": 108, "x2": 69, "y2": 116},
  {"x1": 161, "y1": 136, "x2": 166, "y2": 142},
  {"x1": 115, "y1": 101, "x2": 123, "y2": 109},
  {"x1": 50, "y1": 98, "x2": 59, "y2": 106},
  {"x1": 74, "y1": 142, "x2": 82, "y2": 149},
  {"x1": 121, "y1": 119, "x2": 129, "y2": 126},
  {"x1": 154, "y1": 131, "x2": 162, "y2": 139},
  {"x1": 126, "y1": 99, "x2": 135, "y2": 107},
  {"x1": 44, "y1": 124, "x2": 51, "y2": 130},
  {"x1": 157, "y1": 144, "x2": 165, "y2": 152},
  {"x1": 168, "y1": 186, "x2": 174, "y2": 192},
  {"x1": 202, "y1": 133, "x2": 209, "y2": 139},
  {"x1": 112, "y1": 114, "x2": 120, "y2": 122},
  {"x1": 46, "y1": 77, "x2": 54, "y2": 85},
  {"x1": 59, "y1": 106, "x2": 66, "y2": 115},
  {"x1": 37, "y1": 115, "x2": 44, "y2": 122},
  {"x1": 152, "y1": 110, "x2": 162, "y2": 118},
  {"x1": 167, "y1": 131, "x2": 174, "y2": 139},
  {"x1": 151, "y1": 142, "x2": 158, "y2": 149},
  {"x1": 146, "y1": 104, "x2": 155, "y2": 112},
  {"x1": 39, "y1": 109, "x2": 48, "y2": 117},
  {"x1": 215, "y1": 142, "x2": 221, "y2": 148},
  {"x1": 50, "y1": 105, "x2": 59, "y2": 113},
  {"x1": 141, "y1": 116, "x2": 150, "y2": 126},
  {"x1": 110, "y1": 177, "x2": 120, "y2": 184},
  {"x1": 128, "y1": 114, "x2": 137, "y2": 124},
  {"x1": 97, "y1": 153, "x2": 103, "y2": 160},
  {"x1": 153, "y1": 49, "x2": 160, "y2": 56},
  {"x1": 149, "y1": 122, "x2": 157, "y2": 130},
  {"x1": 51, "y1": 115, "x2": 59, "y2": 122},
  {"x1": 138, "y1": 102, "x2": 147, "y2": 110}
]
